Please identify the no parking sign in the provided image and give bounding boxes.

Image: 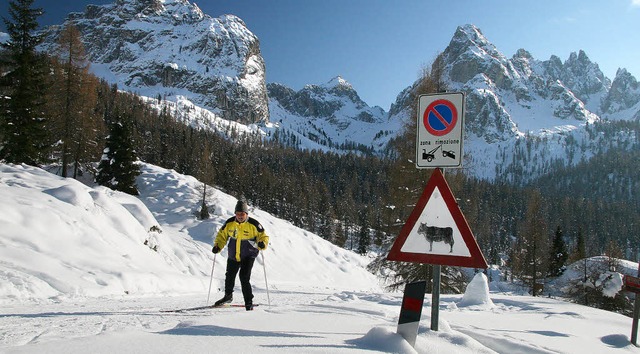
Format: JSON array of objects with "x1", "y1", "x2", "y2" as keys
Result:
[{"x1": 416, "y1": 93, "x2": 464, "y2": 168}]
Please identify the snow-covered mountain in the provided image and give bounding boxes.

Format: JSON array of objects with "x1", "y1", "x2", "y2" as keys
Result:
[
  {"x1": 267, "y1": 76, "x2": 402, "y2": 153},
  {"x1": 440, "y1": 24, "x2": 640, "y2": 133},
  {"x1": 36, "y1": 1, "x2": 640, "y2": 181},
  {"x1": 390, "y1": 24, "x2": 640, "y2": 181},
  {"x1": 34, "y1": 0, "x2": 402, "y2": 155},
  {"x1": 40, "y1": 0, "x2": 268, "y2": 125}
]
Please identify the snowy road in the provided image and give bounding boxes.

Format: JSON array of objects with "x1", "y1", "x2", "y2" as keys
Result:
[
  {"x1": 1, "y1": 288, "x2": 409, "y2": 353},
  {"x1": 2, "y1": 163, "x2": 639, "y2": 353},
  {"x1": 3, "y1": 288, "x2": 639, "y2": 354}
]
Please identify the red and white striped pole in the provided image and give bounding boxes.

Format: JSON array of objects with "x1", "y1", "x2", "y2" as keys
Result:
[{"x1": 397, "y1": 280, "x2": 427, "y2": 347}]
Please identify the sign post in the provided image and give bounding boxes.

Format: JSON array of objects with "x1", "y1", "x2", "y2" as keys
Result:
[
  {"x1": 628, "y1": 262, "x2": 640, "y2": 346},
  {"x1": 388, "y1": 92, "x2": 484, "y2": 346},
  {"x1": 431, "y1": 265, "x2": 441, "y2": 331},
  {"x1": 386, "y1": 168, "x2": 487, "y2": 268},
  {"x1": 387, "y1": 168, "x2": 488, "y2": 339}
]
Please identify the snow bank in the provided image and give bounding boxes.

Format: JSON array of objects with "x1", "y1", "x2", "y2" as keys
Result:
[
  {"x1": 457, "y1": 272, "x2": 494, "y2": 308},
  {"x1": 0, "y1": 162, "x2": 381, "y2": 305}
]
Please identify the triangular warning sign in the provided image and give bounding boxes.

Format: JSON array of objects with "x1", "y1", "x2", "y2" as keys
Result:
[{"x1": 387, "y1": 168, "x2": 488, "y2": 268}]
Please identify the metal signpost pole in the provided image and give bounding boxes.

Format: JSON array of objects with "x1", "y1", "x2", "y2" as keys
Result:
[
  {"x1": 430, "y1": 167, "x2": 445, "y2": 332},
  {"x1": 632, "y1": 261, "x2": 640, "y2": 346},
  {"x1": 431, "y1": 264, "x2": 441, "y2": 331},
  {"x1": 633, "y1": 292, "x2": 639, "y2": 346}
]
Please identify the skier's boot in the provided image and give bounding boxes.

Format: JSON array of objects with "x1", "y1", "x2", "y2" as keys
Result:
[
  {"x1": 214, "y1": 293, "x2": 233, "y2": 306},
  {"x1": 245, "y1": 303, "x2": 254, "y2": 311}
]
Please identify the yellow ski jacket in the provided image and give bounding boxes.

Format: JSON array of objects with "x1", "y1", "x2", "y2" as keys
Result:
[{"x1": 214, "y1": 216, "x2": 269, "y2": 261}]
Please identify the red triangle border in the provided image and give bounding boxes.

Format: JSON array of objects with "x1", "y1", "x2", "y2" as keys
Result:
[{"x1": 386, "y1": 168, "x2": 488, "y2": 269}]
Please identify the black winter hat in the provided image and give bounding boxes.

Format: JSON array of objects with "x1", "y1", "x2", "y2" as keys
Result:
[{"x1": 235, "y1": 200, "x2": 249, "y2": 213}]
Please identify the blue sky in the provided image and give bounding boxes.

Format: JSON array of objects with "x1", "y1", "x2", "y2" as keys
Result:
[{"x1": 1, "y1": 0, "x2": 639, "y2": 110}]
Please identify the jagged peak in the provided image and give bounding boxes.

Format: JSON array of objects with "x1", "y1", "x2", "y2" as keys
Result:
[
  {"x1": 566, "y1": 50, "x2": 594, "y2": 67},
  {"x1": 455, "y1": 24, "x2": 484, "y2": 39},
  {"x1": 446, "y1": 23, "x2": 505, "y2": 64},
  {"x1": 112, "y1": 0, "x2": 204, "y2": 23},
  {"x1": 610, "y1": 68, "x2": 638, "y2": 90},
  {"x1": 610, "y1": 68, "x2": 638, "y2": 92},
  {"x1": 452, "y1": 24, "x2": 491, "y2": 49},
  {"x1": 615, "y1": 67, "x2": 631, "y2": 78},
  {"x1": 301, "y1": 76, "x2": 354, "y2": 92},
  {"x1": 513, "y1": 48, "x2": 533, "y2": 59},
  {"x1": 548, "y1": 55, "x2": 563, "y2": 65},
  {"x1": 322, "y1": 76, "x2": 352, "y2": 90}
]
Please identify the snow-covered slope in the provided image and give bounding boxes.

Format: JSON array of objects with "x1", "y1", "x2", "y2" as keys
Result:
[
  {"x1": 0, "y1": 162, "x2": 380, "y2": 304},
  {"x1": 1, "y1": 165, "x2": 639, "y2": 353}
]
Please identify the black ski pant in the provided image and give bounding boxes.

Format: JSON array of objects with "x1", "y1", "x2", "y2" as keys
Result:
[{"x1": 224, "y1": 256, "x2": 255, "y2": 305}]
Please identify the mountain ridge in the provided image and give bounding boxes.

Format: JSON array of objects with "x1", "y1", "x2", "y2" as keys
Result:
[{"x1": 29, "y1": 2, "x2": 640, "y2": 182}]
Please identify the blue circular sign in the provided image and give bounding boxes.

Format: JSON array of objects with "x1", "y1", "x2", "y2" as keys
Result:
[{"x1": 423, "y1": 99, "x2": 458, "y2": 136}]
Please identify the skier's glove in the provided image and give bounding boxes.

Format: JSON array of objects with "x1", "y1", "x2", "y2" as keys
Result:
[
  {"x1": 212, "y1": 245, "x2": 220, "y2": 254},
  {"x1": 257, "y1": 241, "x2": 266, "y2": 250}
]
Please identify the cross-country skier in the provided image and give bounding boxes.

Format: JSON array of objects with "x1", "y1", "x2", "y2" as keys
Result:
[{"x1": 212, "y1": 200, "x2": 269, "y2": 310}]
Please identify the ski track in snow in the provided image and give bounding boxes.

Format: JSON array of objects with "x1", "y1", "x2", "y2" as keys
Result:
[
  {"x1": 2, "y1": 163, "x2": 640, "y2": 353},
  {"x1": 3, "y1": 289, "x2": 640, "y2": 354},
  {"x1": 0, "y1": 288, "x2": 400, "y2": 352}
]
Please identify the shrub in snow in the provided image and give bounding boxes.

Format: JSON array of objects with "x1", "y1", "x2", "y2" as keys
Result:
[{"x1": 558, "y1": 256, "x2": 633, "y2": 315}]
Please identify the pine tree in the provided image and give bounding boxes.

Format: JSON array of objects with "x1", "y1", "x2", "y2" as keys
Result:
[
  {"x1": 199, "y1": 183, "x2": 210, "y2": 220},
  {"x1": 548, "y1": 226, "x2": 569, "y2": 276},
  {"x1": 604, "y1": 240, "x2": 623, "y2": 272},
  {"x1": 514, "y1": 190, "x2": 549, "y2": 296},
  {"x1": 356, "y1": 207, "x2": 370, "y2": 255},
  {"x1": 570, "y1": 228, "x2": 587, "y2": 263},
  {"x1": 195, "y1": 137, "x2": 215, "y2": 219},
  {"x1": 96, "y1": 108, "x2": 140, "y2": 195},
  {"x1": 49, "y1": 23, "x2": 101, "y2": 177},
  {"x1": 0, "y1": 0, "x2": 50, "y2": 165}
]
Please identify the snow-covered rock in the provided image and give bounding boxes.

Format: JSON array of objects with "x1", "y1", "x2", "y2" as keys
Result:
[{"x1": 457, "y1": 272, "x2": 494, "y2": 308}]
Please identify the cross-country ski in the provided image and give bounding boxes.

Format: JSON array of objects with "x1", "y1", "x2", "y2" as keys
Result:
[{"x1": 160, "y1": 303, "x2": 260, "y2": 313}]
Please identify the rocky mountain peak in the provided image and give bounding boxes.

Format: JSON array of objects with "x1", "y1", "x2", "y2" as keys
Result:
[
  {"x1": 269, "y1": 77, "x2": 373, "y2": 118},
  {"x1": 445, "y1": 24, "x2": 514, "y2": 89},
  {"x1": 559, "y1": 50, "x2": 609, "y2": 107},
  {"x1": 543, "y1": 55, "x2": 564, "y2": 79},
  {"x1": 322, "y1": 75, "x2": 351, "y2": 89},
  {"x1": 513, "y1": 48, "x2": 533, "y2": 60},
  {"x1": 111, "y1": 0, "x2": 204, "y2": 23},
  {"x1": 448, "y1": 24, "x2": 503, "y2": 61},
  {"x1": 602, "y1": 68, "x2": 640, "y2": 116},
  {"x1": 450, "y1": 24, "x2": 490, "y2": 51},
  {"x1": 43, "y1": 0, "x2": 268, "y2": 125}
]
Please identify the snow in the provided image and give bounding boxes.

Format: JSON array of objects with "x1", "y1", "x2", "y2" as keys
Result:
[
  {"x1": 457, "y1": 273, "x2": 494, "y2": 308},
  {"x1": 1, "y1": 162, "x2": 640, "y2": 353}
]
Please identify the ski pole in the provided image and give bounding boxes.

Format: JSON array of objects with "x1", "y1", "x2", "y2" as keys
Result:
[
  {"x1": 261, "y1": 251, "x2": 271, "y2": 307},
  {"x1": 206, "y1": 253, "x2": 217, "y2": 305}
]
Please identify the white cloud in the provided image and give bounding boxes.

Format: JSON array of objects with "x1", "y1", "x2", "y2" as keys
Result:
[{"x1": 632, "y1": 0, "x2": 640, "y2": 7}]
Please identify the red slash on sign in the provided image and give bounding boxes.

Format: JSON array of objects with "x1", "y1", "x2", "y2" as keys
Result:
[{"x1": 423, "y1": 99, "x2": 458, "y2": 136}]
